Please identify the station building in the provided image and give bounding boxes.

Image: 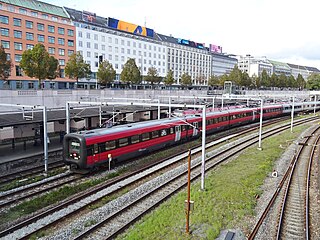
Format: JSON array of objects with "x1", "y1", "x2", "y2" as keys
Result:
[{"x1": 0, "y1": 0, "x2": 76, "y2": 89}]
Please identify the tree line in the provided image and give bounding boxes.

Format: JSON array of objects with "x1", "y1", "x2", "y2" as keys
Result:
[{"x1": 1, "y1": 44, "x2": 320, "y2": 90}]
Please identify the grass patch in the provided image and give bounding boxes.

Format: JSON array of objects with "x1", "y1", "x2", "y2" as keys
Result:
[{"x1": 118, "y1": 124, "x2": 310, "y2": 240}]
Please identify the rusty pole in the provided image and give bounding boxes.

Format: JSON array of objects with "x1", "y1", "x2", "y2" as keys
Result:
[{"x1": 186, "y1": 149, "x2": 191, "y2": 234}]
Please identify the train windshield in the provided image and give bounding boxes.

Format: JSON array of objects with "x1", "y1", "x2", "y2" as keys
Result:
[{"x1": 68, "y1": 139, "x2": 81, "y2": 160}]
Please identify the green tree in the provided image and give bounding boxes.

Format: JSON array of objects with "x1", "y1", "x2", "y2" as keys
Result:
[
  {"x1": 278, "y1": 74, "x2": 287, "y2": 88},
  {"x1": 208, "y1": 75, "x2": 221, "y2": 87},
  {"x1": 144, "y1": 66, "x2": 161, "y2": 87},
  {"x1": 251, "y1": 74, "x2": 261, "y2": 89},
  {"x1": 287, "y1": 75, "x2": 295, "y2": 88},
  {"x1": 65, "y1": 52, "x2": 91, "y2": 86},
  {"x1": 164, "y1": 69, "x2": 175, "y2": 86},
  {"x1": 306, "y1": 73, "x2": 320, "y2": 90},
  {"x1": 20, "y1": 43, "x2": 58, "y2": 88},
  {"x1": 219, "y1": 74, "x2": 229, "y2": 86},
  {"x1": 0, "y1": 45, "x2": 12, "y2": 80},
  {"x1": 229, "y1": 65, "x2": 242, "y2": 86},
  {"x1": 120, "y1": 58, "x2": 141, "y2": 85},
  {"x1": 97, "y1": 60, "x2": 116, "y2": 86},
  {"x1": 180, "y1": 73, "x2": 192, "y2": 88},
  {"x1": 0, "y1": 45, "x2": 12, "y2": 81},
  {"x1": 260, "y1": 69, "x2": 270, "y2": 87},
  {"x1": 296, "y1": 74, "x2": 306, "y2": 89},
  {"x1": 240, "y1": 72, "x2": 252, "y2": 88}
]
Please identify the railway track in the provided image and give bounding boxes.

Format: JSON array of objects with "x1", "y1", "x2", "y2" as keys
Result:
[
  {"x1": 248, "y1": 125, "x2": 320, "y2": 240},
  {"x1": 1, "y1": 115, "x2": 315, "y2": 239},
  {"x1": 0, "y1": 172, "x2": 81, "y2": 209},
  {"x1": 0, "y1": 152, "x2": 64, "y2": 187}
]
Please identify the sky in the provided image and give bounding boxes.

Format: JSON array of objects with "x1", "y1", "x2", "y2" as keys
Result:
[{"x1": 47, "y1": 0, "x2": 320, "y2": 69}]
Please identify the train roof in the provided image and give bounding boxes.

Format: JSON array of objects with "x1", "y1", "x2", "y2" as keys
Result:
[{"x1": 74, "y1": 106, "x2": 268, "y2": 139}]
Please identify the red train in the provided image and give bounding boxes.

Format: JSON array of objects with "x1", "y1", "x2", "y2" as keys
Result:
[{"x1": 63, "y1": 104, "x2": 288, "y2": 170}]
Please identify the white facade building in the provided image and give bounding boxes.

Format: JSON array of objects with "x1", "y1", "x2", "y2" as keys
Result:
[
  {"x1": 211, "y1": 53, "x2": 237, "y2": 76},
  {"x1": 238, "y1": 55, "x2": 273, "y2": 77}
]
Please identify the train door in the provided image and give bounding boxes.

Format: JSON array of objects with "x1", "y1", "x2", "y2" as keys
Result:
[
  {"x1": 193, "y1": 122, "x2": 198, "y2": 137},
  {"x1": 93, "y1": 143, "x2": 100, "y2": 163},
  {"x1": 175, "y1": 126, "x2": 181, "y2": 141}
]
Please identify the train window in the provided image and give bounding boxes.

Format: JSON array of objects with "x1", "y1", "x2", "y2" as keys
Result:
[
  {"x1": 198, "y1": 121, "x2": 202, "y2": 128},
  {"x1": 131, "y1": 135, "x2": 140, "y2": 144},
  {"x1": 151, "y1": 130, "x2": 159, "y2": 138},
  {"x1": 160, "y1": 129, "x2": 167, "y2": 136},
  {"x1": 99, "y1": 143, "x2": 105, "y2": 153},
  {"x1": 169, "y1": 127, "x2": 174, "y2": 134},
  {"x1": 119, "y1": 138, "x2": 128, "y2": 147},
  {"x1": 175, "y1": 126, "x2": 181, "y2": 132},
  {"x1": 94, "y1": 144, "x2": 99, "y2": 154},
  {"x1": 142, "y1": 132, "x2": 150, "y2": 141},
  {"x1": 182, "y1": 125, "x2": 186, "y2": 131},
  {"x1": 105, "y1": 140, "x2": 116, "y2": 150},
  {"x1": 87, "y1": 145, "x2": 93, "y2": 156}
]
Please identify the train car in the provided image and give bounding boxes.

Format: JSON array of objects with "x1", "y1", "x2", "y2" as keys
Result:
[{"x1": 63, "y1": 102, "x2": 319, "y2": 171}]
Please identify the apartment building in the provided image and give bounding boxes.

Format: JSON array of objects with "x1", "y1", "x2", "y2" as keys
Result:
[{"x1": 0, "y1": 0, "x2": 76, "y2": 89}]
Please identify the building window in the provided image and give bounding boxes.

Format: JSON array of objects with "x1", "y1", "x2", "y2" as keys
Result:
[
  {"x1": 7, "y1": 5, "x2": 15, "y2": 12},
  {"x1": 68, "y1": 50, "x2": 74, "y2": 56},
  {"x1": 59, "y1": 69, "x2": 65, "y2": 78},
  {"x1": 101, "y1": 36, "x2": 105, "y2": 42},
  {"x1": 0, "y1": 15, "x2": 9, "y2": 24},
  {"x1": 58, "y1": 27, "x2": 65, "y2": 35},
  {"x1": 14, "y1": 18, "x2": 22, "y2": 27},
  {"x1": 26, "y1": 32, "x2": 34, "y2": 40},
  {"x1": 48, "y1": 47, "x2": 55, "y2": 54},
  {"x1": 78, "y1": 31, "x2": 82, "y2": 38},
  {"x1": 86, "y1": 32, "x2": 90, "y2": 39},
  {"x1": 109, "y1": 54, "x2": 112, "y2": 60},
  {"x1": 87, "y1": 42, "x2": 91, "y2": 48},
  {"x1": 48, "y1": 25, "x2": 55, "y2": 33},
  {"x1": 58, "y1": 38, "x2": 65, "y2": 45},
  {"x1": 94, "y1": 43, "x2": 98, "y2": 49},
  {"x1": 26, "y1": 44, "x2": 34, "y2": 50},
  {"x1": 16, "y1": 65, "x2": 23, "y2": 76},
  {"x1": 31, "y1": 11, "x2": 38, "y2": 17},
  {"x1": 79, "y1": 41, "x2": 83, "y2": 47},
  {"x1": 59, "y1": 59, "x2": 65, "y2": 66},
  {"x1": 94, "y1": 34, "x2": 98, "y2": 40},
  {"x1": 59, "y1": 49, "x2": 65, "y2": 56},
  {"x1": 19, "y1": 8, "x2": 27, "y2": 14},
  {"x1": 15, "y1": 54, "x2": 22, "y2": 62},
  {"x1": 68, "y1": 29, "x2": 74, "y2": 36},
  {"x1": 37, "y1": 23, "x2": 44, "y2": 31},
  {"x1": 68, "y1": 40, "x2": 74, "y2": 47},
  {"x1": 14, "y1": 30, "x2": 22, "y2": 38},
  {"x1": 25, "y1": 20, "x2": 33, "y2": 29},
  {"x1": 28, "y1": 82, "x2": 34, "y2": 89},
  {"x1": 48, "y1": 36, "x2": 55, "y2": 43},
  {"x1": 87, "y1": 51, "x2": 91, "y2": 57},
  {"x1": 16, "y1": 81, "x2": 23, "y2": 89},
  {"x1": 1, "y1": 40, "x2": 10, "y2": 49},
  {"x1": 51, "y1": 16, "x2": 58, "y2": 21},
  {"x1": 109, "y1": 37, "x2": 112, "y2": 43},
  {"x1": 37, "y1": 34, "x2": 45, "y2": 42},
  {"x1": 101, "y1": 45, "x2": 105, "y2": 50},
  {"x1": 95, "y1": 61, "x2": 98, "y2": 67},
  {"x1": 14, "y1": 42, "x2": 22, "y2": 50},
  {"x1": 42, "y1": 14, "x2": 48, "y2": 19},
  {"x1": 115, "y1": 38, "x2": 118, "y2": 44},
  {"x1": 0, "y1": 28, "x2": 9, "y2": 36}
]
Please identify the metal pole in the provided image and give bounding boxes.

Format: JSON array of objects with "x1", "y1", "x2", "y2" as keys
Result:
[
  {"x1": 314, "y1": 95, "x2": 317, "y2": 116},
  {"x1": 99, "y1": 105, "x2": 102, "y2": 127},
  {"x1": 201, "y1": 105, "x2": 206, "y2": 190},
  {"x1": 291, "y1": 96, "x2": 295, "y2": 133},
  {"x1": 169, "y1": 96, "x2": 171, "y2": 118},
  {"x1": 158, "y1": 99, "x2": 160, "y2": 120},
  {"x1": 186, "y1": 149, "x2": 191, "y2": 234},
  {"x1": 43, "y1": 106, "x2": 48, "y2": 174},
  {"x1": 66, "y1": 102, "x2": 70, "y2": 134},
  {"x1": 221, "y1": 95, "x2": 224, "y2": 109},
  {"x1": 212, "y1": 97, "x2": 215, "y2": 111},
  {"x1": 258, "y1": 99, "x2": 263, "y2": 150}
]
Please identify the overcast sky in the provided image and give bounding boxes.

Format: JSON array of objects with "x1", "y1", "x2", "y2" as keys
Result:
[{"x1": 47, "y1": 0, "x2": 320, "y2": 68}]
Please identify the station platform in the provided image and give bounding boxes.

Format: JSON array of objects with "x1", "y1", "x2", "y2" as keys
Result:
[{"x1": 0, "y1": 135, "x2": 63, "y2": 164}]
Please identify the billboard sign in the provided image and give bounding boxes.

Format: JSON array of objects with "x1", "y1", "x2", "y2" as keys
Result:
[
  {"x1": 108, "y1": 18, "x2": 154, "y2": 38},
  {"x1": 177, "y1": 38, "x2": 205, "y2": 50},
  {"x1": 209, "y1": 44, "x2": 222, "y2": 53}
]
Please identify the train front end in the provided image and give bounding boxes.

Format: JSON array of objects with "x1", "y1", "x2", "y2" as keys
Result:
[{"x1": 63, "y1": 133, "x2": 87, "y2": 169}]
